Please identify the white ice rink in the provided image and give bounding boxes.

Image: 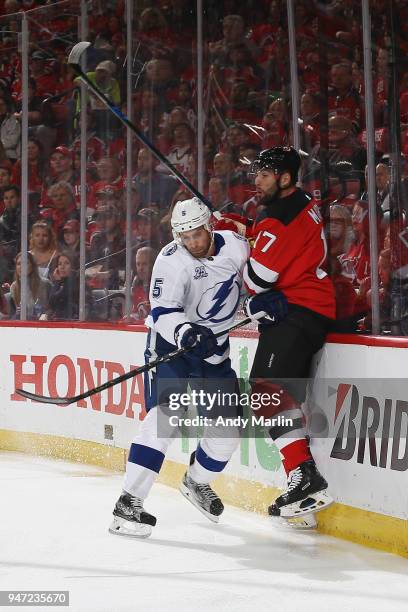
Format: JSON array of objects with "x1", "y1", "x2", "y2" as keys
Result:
[{"x1": 0, "y1": 451, "x2": 407, "y2": 612}]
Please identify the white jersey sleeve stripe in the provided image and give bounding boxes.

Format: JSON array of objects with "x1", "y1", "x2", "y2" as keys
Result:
[
  {"x1": 244, "y1": 258, "x2": 279, "y2": 294},
  {"x1": 250, "y1": 257, "x2": 279, "y2": 284},
  {"x1": 243, "y1": 267, "x2": 263, "y2": 294}
]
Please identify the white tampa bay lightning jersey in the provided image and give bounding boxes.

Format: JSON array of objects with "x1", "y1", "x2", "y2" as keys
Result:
[{"x1": 145, "y1": 231, "x2": 250, "y2": 364}]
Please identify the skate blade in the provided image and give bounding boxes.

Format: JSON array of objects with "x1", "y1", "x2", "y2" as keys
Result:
[
  {"x1": 280, "y1": 514, "x2": 318, "y2": 530},
  {"x1": 108, "y1": 517, "x2": 152, "y2": 539},
  {"x1": 179, "y1": 482, "x2": 220, "y2": 523},
  {"x1": 280, "y1": 491, "x2": 333, "y2": 519}
]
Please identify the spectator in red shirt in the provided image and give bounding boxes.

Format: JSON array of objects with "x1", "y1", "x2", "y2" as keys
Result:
[
  {"x1": 338, "y1": 200, "x2": 382, "y2": 318},
  {"x1": 209, "y1": 14, "x2": 259, "y2": 66},
  {"x1": 46, "y1": 146, "x2": 75, "y2": 185},
  {"x1": 328, "y1": 62, "x2": 363, "y2": 131},
  {"x1": 130, "y1": 245, "x2": 158, "y2": 320},
  {"x1": 41, "y1": 181, "x2": 79, "y2": 242},
  {"x1": 166, "y1": 122, "x2": 195, "y2": 176},
  {"x1": 94, "y1": 185, "x2": 126, "y2": 222},
  {"x1": 12, "y1": 138, "x2": 46, "y2": 207},
  {"x1": 143, "y1": 58, "x2": 178, "y2": 113},
  {"x1": 224, "y1": 80, "x2": 262, "y2": 126},
  {"x1": 41, "y1": 146, "x2": 76, "y2": 207},
  {"x1": 71, "y1": 133, "x2": 106, "y2": 164},
  {"x1": 88, "y1": 156, "x2": 125, "y2": 211},
  {"x1": 300, "y1": 92, "x2": 321, "y2": 151},
  {"x1": 301, "y1": 51, "x2": 321, "y2": 93},
  {"x1": 223, "y1": 45, "x2": 263, "y2": 92},
  {"x1": 137, "y1": 7, "x2": 176, "y2": 53},
  {"x1": 170, "y1": 81, "x2": 196, "y2": 128},
  {"x1": 262, "y1": 110, "x2": 288, "y2": 149},
  {"x1": 223, "y1": 123, "x2": 251, "y2": 163},
  {"x1": 133, "y1": 88, "x2": 163, "y2": 144},
  {"x1": 212, "y1": 150, "x2": 249, "y2": 205},
  {"x1": 159, "y1": 106, "x2": 192, "y2": 154},
  {"x1": 29, "y1": 51, "x2": 58, "y2": 98},
  {"x1": 374, "y1": 48, "x2": 388, "y2": 105},
  {"x1": 0, "y1": 165, "x2": 12, "y2": 213}
]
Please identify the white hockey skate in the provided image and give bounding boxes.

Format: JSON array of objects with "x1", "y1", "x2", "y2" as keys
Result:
[
  {"x1": 109, "y1": 492, "x2": 157, "y2": 539},
  {"x1": 180, "y1": 472, "x2": 224, "y2": 523},
  {"x1": 269, "y1": 460, "x2": 333, "y2": 520}
]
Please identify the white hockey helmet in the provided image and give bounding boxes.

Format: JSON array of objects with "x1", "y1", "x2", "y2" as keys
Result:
[{"x1": 171, "y1": 197, "x2": 212, "y2": 242}]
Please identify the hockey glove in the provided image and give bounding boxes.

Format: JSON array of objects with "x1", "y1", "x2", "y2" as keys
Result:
[
  {"x1": 174, "y1": 323, "x2": 218, "y2": 359},
  {"x1": 213, "y1": 213, "x2": 254, "y2": 238},
  {"x1": 244, "y1": 290, "x2": 288, "y2": 325}
]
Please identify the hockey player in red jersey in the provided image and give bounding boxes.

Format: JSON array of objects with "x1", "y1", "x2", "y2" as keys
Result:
[{"x1": 241, "y1": 147, "x2": 335, "y2": 521}]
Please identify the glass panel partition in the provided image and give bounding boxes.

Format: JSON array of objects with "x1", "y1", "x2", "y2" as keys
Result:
[{"x1": 0, "y1": 0, "x2": 407, "y2": 336}]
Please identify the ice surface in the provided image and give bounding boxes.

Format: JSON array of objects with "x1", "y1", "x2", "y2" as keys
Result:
[{"x1": 0, "y1": 452, "x2": 407, "y2": 612}]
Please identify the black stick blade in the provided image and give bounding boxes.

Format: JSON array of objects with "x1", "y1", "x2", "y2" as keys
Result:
[{"x1": 15, "y1": 389, "x2": 74, "y2": 406}]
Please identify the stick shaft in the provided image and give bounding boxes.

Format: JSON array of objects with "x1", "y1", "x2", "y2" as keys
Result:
[
  {"x1": 16, "y1": 318, "x2": 252, "y2": 405},
  {"x1": 73, "y1": 65, "x2": 214, "y2": 211}
]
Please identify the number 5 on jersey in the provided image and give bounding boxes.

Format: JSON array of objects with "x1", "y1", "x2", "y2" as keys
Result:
[{"x1": 152, "y1": 278, "x2": 164, "y2": 298}]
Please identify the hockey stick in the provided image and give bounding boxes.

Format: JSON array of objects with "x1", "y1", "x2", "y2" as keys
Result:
[
  {"x1": 15, "y1": 317, "x2": 253, "y2": 405},
  {"x1": 68, "y1": 41, "x2": 216, "y2": 213}
]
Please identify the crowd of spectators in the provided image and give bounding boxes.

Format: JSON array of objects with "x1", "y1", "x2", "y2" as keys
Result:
[{"x1": 0, "y1": 0, "x2": 407, "y2": 333}]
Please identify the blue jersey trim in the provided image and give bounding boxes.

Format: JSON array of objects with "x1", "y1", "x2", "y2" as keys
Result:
[
  {"x1": 195, "y1": 443, "x2": 228, "y2": 473},
  {"x1": 151, "y1": 306, "x2": 184, "y2": 323},
  {"x1": 128, "y1": 443, "x2": 165, "y2": 473},
  {"x1": 213, "y1": 232, "x2": 226, "y2": 255}
]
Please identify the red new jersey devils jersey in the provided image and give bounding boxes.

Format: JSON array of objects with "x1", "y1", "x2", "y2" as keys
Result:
[{"x1": 243, "y1": 189, "x2": 335, "y2": 319}]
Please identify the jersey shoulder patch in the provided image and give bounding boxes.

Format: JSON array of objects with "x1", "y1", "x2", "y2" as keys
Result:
[{"x1": 162, "y1": 243, "x2": 178, "y2": 256}]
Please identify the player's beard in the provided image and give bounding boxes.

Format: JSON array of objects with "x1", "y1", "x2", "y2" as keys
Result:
[{"x1": 258, "y1": 186, "x2": 279, "y2": 206}]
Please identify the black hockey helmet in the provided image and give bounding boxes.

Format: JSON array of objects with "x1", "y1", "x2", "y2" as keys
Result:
[{"x1": 251, "y1": 146, "x2": 301, "y2": 182}]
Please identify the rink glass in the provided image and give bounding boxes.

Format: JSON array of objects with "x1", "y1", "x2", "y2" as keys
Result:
[{"x1": 0, "y1": 1, "x2": 407, "y2": 335}]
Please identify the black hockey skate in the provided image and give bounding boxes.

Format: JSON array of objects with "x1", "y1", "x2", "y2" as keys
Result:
[
  {"x1": 109, "y1": 492, "x2": 157, "y2": 538},
  {"x1": 179, "y1": 472, "x2": 224, "y2": 523},
  {"x1": 268, "y1": 460, "x2": 333, "y2": 519}
]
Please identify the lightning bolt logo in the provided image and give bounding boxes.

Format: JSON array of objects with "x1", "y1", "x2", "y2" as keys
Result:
[
  {"x1": 206, "y1": 273, "x2": 237, "y2": 318},
  {"x1": 196, "y1": 273, "x2": 240, "y2": 323}
]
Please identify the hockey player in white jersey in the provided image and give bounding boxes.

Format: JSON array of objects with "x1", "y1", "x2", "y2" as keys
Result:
[{"x1": 110, "y1": 197, "x2": 253, "y2": 538}]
